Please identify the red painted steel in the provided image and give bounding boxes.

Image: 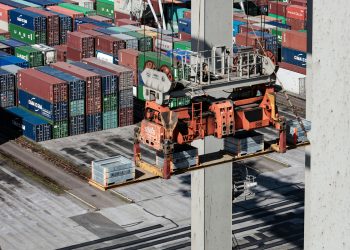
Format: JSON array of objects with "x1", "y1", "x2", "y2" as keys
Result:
[
  {"x1": 118, "y1": 48, "x2": 140, "y2": 86},
  {"x1": 279, "y1": 61, "x2": 306, "y2": 75},
  {"x1": 114, "y1": 11, "x2": 131, "y2": 20},
  {"x1": 77, "y1": 23, "x2": 99, "y2": 31},
  {"x1": 115, "y1": 18, "x2": 140, "y2": 27},
  {"x1": 286, "y1": 5, "x2": 307, "y2": 20},
  {"x1": 25, "y1": 7, "x2": 60, "y2": 46},
  {"x1": 95, "y1": 35, "x2": 126, "y2": 56},
  {"x1": 54, "y1": 44, "x2": 68, "y2": 62},
  {"x1": 67, "y1": 31, "x2": 95, "y2": 58},
  {"x1": 289, "y1": 0, "x2": 307, "y2": 7},
  {"x1": 119, "y1": 106, "x2": 133, "y2": 127},
  {"x1": 268, "y1": 1, "x2": 289, "y2": 17},
  {"x1": 184, "y1": 10, "x2": 191, "y2": 19},
  {"x1": 80, "y1": 29, "x2": 105, "y2": 38},
  {"x1": 0, "y1": 3, "x2": 14, "y2": 22},
  {"x1": 282, "y1": 30, "x2": 307, "y2": 52},
  {"x1": 88, "y1": 15, "x2": 113, "y2": 24},
  {"x1": 51, "y1": 62, "x2": 102, "y2": 114},
  {"x1": 47, "y1": 5, "x2": 84, "y2": 21},
  {"x1": 286, "y1": 18, "x2": 306, "y2": 30},
  {"x1": 18, "y1": 68, "x2": 68, "y2": 103},
  {"x1": 67, "y1": 46, "x2": 85, "y2": 61},
  {"x1": 179, "y1": 32, "x2": 191, "y2": 41}
]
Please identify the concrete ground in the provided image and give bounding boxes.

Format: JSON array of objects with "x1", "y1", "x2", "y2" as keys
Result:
[{"x1": 0, "y1": 124, "x2": 306, "y2": 249}]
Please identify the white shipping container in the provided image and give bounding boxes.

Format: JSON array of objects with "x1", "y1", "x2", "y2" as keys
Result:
[
  {"x1": 276, "y1": 68, "x2": 306, "y2": 95},
  {"x1": 71, "y1": 0, "x2": 94, "y2": 10},
  {"x1": 114, "y1": 0, "x2": 146, "y2": 19},
  {"x1": 154, "y1": 38, "x2": 173, "y2": 51},
  {"x1": 31, "y1": 44, "x2": 57, "y2": 65},
  {"x1": 0, "y1": 20, "x2": 8, "y2": 31},
  {"x1": 96, "y1": 51, "x2": 114, "y2": 64},
  {"x1": 133, "y1": 86, "x2": 137, "y2": 97}
]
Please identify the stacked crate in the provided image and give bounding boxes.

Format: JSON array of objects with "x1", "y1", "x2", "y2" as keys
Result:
[
  {"x1": 51, "y1": 62, "x2": 102, "y2": 132},
  {"x1": 224, "y1": 131, "x2": 264, "y2": 155},
  {"x1": 0, "y1": 68, "x2": 15, "y2": 108},
  {"x1": 286, "y1": 119, "x2": 311, "y2": 144},
  {"x1": 82, "y1": 57, "x2": 134, "y2": 127},
  {"x1": 15, "y1": 46, "x2": 43, "y2": 67},
  {"x1": 156, "y1": 145, "x2": 198, "y2": 170},
  {"x1": 91, "y1": 155, "x2": 135, "y2": 187},
  {"x1": 66, "y1": 31, "x2": 95, "y2": 61},
  {"x1": 48, "y1": 10, "x2": 73, "y2": 45},
  {"x1": 25, "y1": 7, "x2": 60, "y2": 46},
  {"x1": 96, "y1": 0, "x2": 114, "y2": 18},
  {"x1": 8, "y1": 8, "x2": 47, "y2": 44},
  {"x1": 31, "y1": 44, "x2": 57, "y2": 65},
  {"x1": 70, "y1": 61, "x2": 118, "y2": 130},
  {"x1": 17, "y1": 68, "x2": 69, "y2": 139},
  {"x1": 54, "y1": 44, "x2": 67, "y2": 62},
  {"x1": 0, "y1": 3, "x2": 13, "y2": 31},
  {"x1": 111, "y1": 34, "x2": 138, "y2": 51},
  {"x1": 268, "y1": 1, "x2": 289, "y2": 24},
  {"x1": 58, "y1": 3, "x2": 96, "y2": 16},
  {"x1": 95, "y1": 35, "x2": 125, "y2": 64},
  {"x1": 286, "y1": 4, "x2": 307, "y2": 30},
  {"x1": 125, "y1": 31, "x2": 153, "y2": 52},
  {"x1": 118, "y1": 49, "x2": 140, "y2": 87},
  {"x1": 37, "y1": 66, "x2": 86, "y2": 136}
]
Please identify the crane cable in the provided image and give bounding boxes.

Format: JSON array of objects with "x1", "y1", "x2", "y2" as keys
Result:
[{"x1": 245, "y1": 18, "x2": 309, "y2": 137}]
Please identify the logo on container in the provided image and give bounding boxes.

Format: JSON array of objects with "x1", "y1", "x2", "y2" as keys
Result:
[
  {"x1": 28, "y1": 98, "x2": 43, "y2": 112},
  {"x1": 17, "y1": 16, "x2": 28, "y2": 25},
  {"x1": 293, "y1": 54, "x2": 306, "y2": 64}
]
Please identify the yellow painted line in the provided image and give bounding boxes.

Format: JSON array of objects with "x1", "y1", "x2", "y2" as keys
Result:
[
  {"x1": 261, "y1": 155, "x2": 289, "y2": 167},
  {"x1": 64, "y1": 190, "x2": 98, "y2": 210},
  {"x1": 109, "y1": 189, "x2": 134, "y2": 203}
]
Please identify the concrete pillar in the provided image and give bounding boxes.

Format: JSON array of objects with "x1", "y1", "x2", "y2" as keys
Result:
[
  {"x1": 305, "y1": 0, "x2": 350, "y2": 249},
  {"x1": 191, "y1": 137, "x2": 232, "y2": 250}
]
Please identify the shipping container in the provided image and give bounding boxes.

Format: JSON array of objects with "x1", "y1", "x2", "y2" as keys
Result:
[
  {"x1": 0, "y1": 68, "x2": 15, "y2": 92},
  {"x1": 49, "y1": 10, "x2": 73, "y2": 44},
  {"x1": 118, "y1": 48, "x2": 140, "y2": 86},
  {"x1": 178, "y1": 31, "x2": 191, "y2": 41},
  {"x1": 54, "y1": 44, "x2": 67, "y2": 62},
  {"x1": 71, "y1": 0, "x2": 94, "y2": 10},
  {"x1": 276, "y1": 67, "x2": 306, "y2": 95},
  {"x1": 95, "y1": 35, "x2": 125, "y2": 57},
  {"x1": 268, "y1": 1, "x2": 289, "y2": 16},
  {"x1": 282, "y1": 30, "x2": 306, "y2": 52},
  {"x1": 96, "y1": 0, "x2": 114, "y2": 18},
  {"x1": 106, "y1": 26, "x2": 131, "y2": 34},
  {"x1": 118, "y1": 106, "x2": 133, "y2": 127},
  {"x1": 9, "y1": 8, "x2": 47, "y2": 31},
  {"x1": 18, "y1": 68, "x2": 68, "y2": 103},
  {"x1": 11, "y1": 0, "x2": 40, "y2": 7},
  {"x1": 173, "y1": 40, "x2": 191, "y2": 51},
  {"x1": 178, "y1": 18, "x2": 191, "y2": 34},
  {"x1": 23, "y1": 0, "x2": 57, "y2": 7},
  {"x1": 80, "y1": 28, "x2": 104, "y2": 38},
  {"x1": 126, "y1": 31, "x2": 153, "y2": 52},
  {"x1": 88, "y1": 15, "x2": 113, "y2": 24},
  {"x1": 67, "y1": 31, "x2": 95, "y2": 52},
  {"x1": 37, "y1": 65, "x2": 85, "y2": 101},
  {"x1": 6, "y1": 106, "x2": 52, "y2": 142},
  {"x1": 102, "y1": 94, "x2": 117, "y2": 112},
  {"x1": 278, "y1": 61, "x2": 306, "y2": 75},
  {"x1": 9, "y1": 23, "x2": 46, "y2": 45},
  {"x1": 119, "y1": 88, "x2": 133, "y2": 108},
  {"x1": 15, "y1": 45, "x2": 43, "y2": 67},
  {"x1": 0, "y1": 29, "x2": 10, "y2": 39},
  {"x1": 0, "y1": 0, "x2": 26, "y2": 9},
  {"x1": 0, "y1": 90, "x2": 15, "y2": 108},
  {"x1": 51, "y1": 62, "x2": 102, "y2": 115},
  {"x1": 1, "y1": 64, "x2": 22, "y2": 79},
  {"x1": 281, "y1": 47, "x2": 306, "y2": 68},
  {"x1": 59, "y1": 2, "x2": 96, "y2": 16},
  {"x1": 115, "y1": 19, "x2": 140, "y2": 27},
  {"x1": 102, "y1": 110, "x2": 117, "y2": 129},
  {"x1": 95, "y1": 50, "x2": 115, "y2": 64},
  {"x1": 77, "y1": 22, "x2": 99, "y2": 31},
  {"x1": 0, "y1": 56, "x2": 29, "y2": 68},
  {"x1": 286, "y1": 5, "x2": 307, "y2": 20},
  {"x1": 69, "y1": 114, "x2": 85, "y2": 135},
  {"x1": 31, "y1": 44, "x2": 57, "y2": 65},
  {"x1": 286, "y1": 17, "x2": 306, "y2": 31},
  {"x1": 0, "y1": 3, "x2": 14, "y2": 22},
  {"x1": 52, "y1": 119, "x2": 68, "y2": 139},
  {"x1": 86, "y1": 112, "x2": 101, "y2": 132},
  {"x1": 111, "y1": 33, "x2": 138, "y2": 51},
  {"x1": 47, "y1": 5, "x2": 84, "y2": 22},
  {"x1": 82, "y1": 57, "x2": 133, "y2": 90},
  {"x1": 25, "y1": 7, "x2": 60, "y2": 46}
]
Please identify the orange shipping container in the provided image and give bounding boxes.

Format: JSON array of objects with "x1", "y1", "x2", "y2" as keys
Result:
[{"x1": 0, "y1": 3, "x2": 14, "y2": 22}]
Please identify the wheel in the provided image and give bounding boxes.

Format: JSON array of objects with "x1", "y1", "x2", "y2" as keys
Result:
[
  {"x1": 144, "y1": 60, "x2": 156, "y2": 70},
  {"x1": 264, "y1": 50, "x2": 276, "y2": 65},
  {"x1": 159, "y1": 65, "x2": 174, "y2": 82}
]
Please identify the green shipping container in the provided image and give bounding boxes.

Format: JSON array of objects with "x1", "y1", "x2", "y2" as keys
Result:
[
  {"x1": 125, "y1": 31, "x2": 153, "y2": 52},
  {"x1": 137, "y1": 85, "x2": 145, "y2": 101},
  {"x1": 103, "y1": 94, "x2": 117, "y2": 112},
  {"x1": 107, "y1": 26, "x2": 131, "y2": 34},
  {"x1": 59, "y1": 3, "x2": 96, "y2": 15},
  {"x1": 96, "y1": 1, "x2": 114, "y2": 18},
  {"x1": 96, "y1": 0, "x2": 113, "y2": 4},
  {"x1": 174, "y1": 41, "x2": 191, "y2": 51},
  {"x1": 15, "y1": 46, "x2": 43, "y2": 67},
  {"x1": 103, "y1": 111, "x2": 118, "y2": 130},
  {"x1": 52, "y1": 120, "x2": 69, "y2": 139},
  {"x1": 271, "y1": 28, "x2": 289, "y2": 44},
  {"x1": 70, "y1": 100, "x2": 85, "y2": 117},
  {"x1": 9, "y1": 24, "x2": 46, "y2": 44},
  {"x1": 268, "y1": 13, "x2": 286, "y2": 24}
]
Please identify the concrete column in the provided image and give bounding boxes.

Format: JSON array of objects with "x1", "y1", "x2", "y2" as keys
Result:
[
  {"x1": 191, "y1": 137, "x2": 232, "y2": 250},
  {"x1": 305, "y1": 0, "x2": 350, "y2": 249}
]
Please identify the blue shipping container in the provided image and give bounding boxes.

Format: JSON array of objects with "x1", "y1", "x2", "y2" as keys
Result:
[
  {"x1": 74, "y1": 17, "x2": 112, "y2": 31},
  {"x1": 6, "y1": 107, "x2": 52, "y2": 142},
  {"x1": 18, "y1": 89, "x2": 68, "y2": 121},
  {"x1": 70, "y1": 62, "x2": 117, "y2": 95},
  {"x1": 233, "y1": 20, "x2": 246, "y2": 36},
  {"x1": 266, "y1": 21, "x2": 291, "y2": 30},
  {"x1": 86, "y1": 113, "x2": 102, "y2": 133},
  {"x1": 178, "y1": 18, "x2": 191, "y2": 34},
  {"x1": 69, "y1": 114, "x2": 85, "y2": 136},
  {"x1": 24, "y1": 0, "x2": 57, "y2": 7},
  {"x1": 166, "y1": 49, "x2": 191, "y2": 63},
  {"x1": 9, "y1": 9, "x2": 47, "y2": 31},
  {"x1": 94, "y1": 28, "x2": 119, "y2": 35},
  {"x1": 37, "y1": 66, "x2": 85, "y2": 101},
  {"x1": 249, "y1": 31, "x2": 278, "y2": 54},
  {"x1": 281, "y1": 47, "x2": 307, "y2": 68},
  {"x1": 0, "y1": 0, "x2": 26, "y2": 8},
  {"x1": 0, "y1": 51, "x2": 11, "y2": 57},
  {"x1": 1, "y1": 39, "x2": 27, "y2": 48},
  {"x1": 1, "y1": 56, "x2": 29, "y2": 68},
  {"x1": 49, "y1": 11, "x2": 72, "y2": 44}
]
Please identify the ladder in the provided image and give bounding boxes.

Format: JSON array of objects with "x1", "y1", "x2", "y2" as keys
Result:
[{"x1": 192, "y1": 102, "x2": 203, "y2": 137}]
